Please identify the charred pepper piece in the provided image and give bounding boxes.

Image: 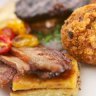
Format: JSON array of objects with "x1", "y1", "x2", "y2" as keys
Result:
[{"x1": 15, "y1": 0, "x2": 89, "y2": 22}]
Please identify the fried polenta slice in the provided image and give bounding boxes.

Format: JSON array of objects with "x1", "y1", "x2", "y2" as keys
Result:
[
  {"x1": 12, "y1": 54, "x2": 79, "y2": 91},
  {"x1": 10, "y1": 87, "x2": 78, "y2": 96}
]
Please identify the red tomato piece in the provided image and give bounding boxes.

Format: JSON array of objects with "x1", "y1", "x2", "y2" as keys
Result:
[
  {"x1": 1, "y1": 27, "x2": 16, "y2": 40},
  {"x1": 0, "y1": 35, "x2": 12, "y2": 54}
]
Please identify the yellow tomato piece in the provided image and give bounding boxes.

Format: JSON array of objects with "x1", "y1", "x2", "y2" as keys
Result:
[
  {"x1": 0, "y1": 18, "x2": 27, "y2": 35},
  {"x1": 12, "y1": 35, "x2": 39, "y2": 47},
  {"x1": 7, "y1": 19, "x2": 27, "y2": 35}
]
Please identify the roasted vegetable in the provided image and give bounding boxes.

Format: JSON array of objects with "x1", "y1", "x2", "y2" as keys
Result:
[
  {"x1": 0, "y1": 35, "x2": 12, "y2": 54},
  {"x1": 7, "y1": 19, "x2": 27, "y2": 35},
  {"x1": 0, "y1": 19, "x2": 28, "y2": 35},
  {"x1": 15, "y1": 0, "x2": 89, "y2": 22},
  {"x1": 0, "y1": 27, "x2": 16, "y2": 40},
  {"x1": 12, "y1": 34, "x2": 39, "y2": 47}
]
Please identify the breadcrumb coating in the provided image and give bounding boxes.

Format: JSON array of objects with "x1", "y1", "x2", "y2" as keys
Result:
[{"x1": 61, "y1": 4, "x2": 96, "y2": 65}]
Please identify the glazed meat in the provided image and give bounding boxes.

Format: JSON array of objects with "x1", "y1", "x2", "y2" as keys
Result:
[
  {"x1": 0, "y1": 47, "x2": 72, "y2": 79},
  {"x1": 11, "y1": 47, "x2": 71, "y2": 73},
  {"x1": 0, "y1": 62, "x2": 16, "y2": 87},
  {"x1": 0, "y1": 55, "x2": 58, "y2": 79},
  {"x1": 0, "y1": 55, "x2": 30, "y2": 74},
  {"x1": 15, "y1": 0, "x2": 89, "y2": 22}
]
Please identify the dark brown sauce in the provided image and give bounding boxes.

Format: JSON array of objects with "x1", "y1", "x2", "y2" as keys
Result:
[
  {"x1": 26, "y1": 64, "x2": 74, "y2": 81},
  {"x1": 51, "y1": 65, "x2": 75, "y2": 80}
]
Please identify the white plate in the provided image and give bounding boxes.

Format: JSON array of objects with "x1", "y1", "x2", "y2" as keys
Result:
[
  {"x1": 79, "y1": 64, "x2": 96, "y2": 96},
  {"x1": 0, "y1": 0, "x2": 96, "y2": 96}
]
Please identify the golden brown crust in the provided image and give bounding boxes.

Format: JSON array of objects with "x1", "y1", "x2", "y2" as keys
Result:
[
  {"x1": 10, "y1": 88, "x2": 78, "y2": 96},
  {"x1": 61, "y1": 4, "x2": 96, "y2": 65}
]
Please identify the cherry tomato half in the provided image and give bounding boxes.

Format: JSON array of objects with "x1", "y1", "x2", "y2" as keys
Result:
[
  {"x1": 0, "y1": 35, "x2": 12, "y2": 54},
  {"x1": 12, "y1": 34, "x2": 39, "y2": 48},
  {"x1": 0, "y1": 27, "x2": 16, "y2": 40}
]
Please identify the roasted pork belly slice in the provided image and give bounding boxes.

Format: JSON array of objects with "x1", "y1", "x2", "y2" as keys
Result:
[
  {"x1": 12, "y1": 47, "x2": 71, "y2": 73},
  {"x1": 0, "y1": 62, "x2": 16, "y2": 87},
  {"x1": 0, "y1": 55, "x2": 58, "y2": 79},
  {"x1": 0, "y1": 55, "x2": 30, "y2": 74}
]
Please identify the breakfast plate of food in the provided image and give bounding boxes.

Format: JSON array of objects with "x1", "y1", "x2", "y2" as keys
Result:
[{"x1": 0, "y1": 0, "x2": 96, "y2": 96}]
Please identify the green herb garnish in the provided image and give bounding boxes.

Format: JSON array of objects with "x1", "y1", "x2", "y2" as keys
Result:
[{"x1": 35, "y1": 24, "x2": 61, "y2": 44}]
